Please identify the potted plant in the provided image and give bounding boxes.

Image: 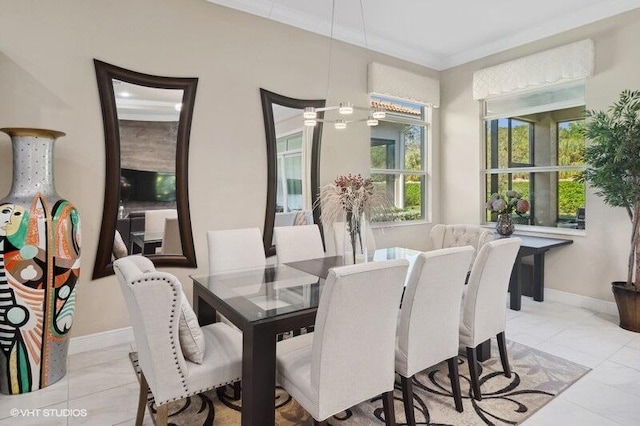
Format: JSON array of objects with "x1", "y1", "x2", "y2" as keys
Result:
[{"x1": 582, "y1": 90, "x2": 640, "y2": 332}]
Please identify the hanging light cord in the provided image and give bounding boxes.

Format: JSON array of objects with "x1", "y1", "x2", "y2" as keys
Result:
[
  {"x1": 360, "y1": 0, "x2": 368, "y2": 50},
  {"x1": 326, "y1": 0, "x2": 336, "y2": 100}
]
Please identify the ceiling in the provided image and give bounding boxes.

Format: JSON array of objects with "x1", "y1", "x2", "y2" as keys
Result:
[{"x1": 206, "y1": 0, "x2": 640, "y2": 70}]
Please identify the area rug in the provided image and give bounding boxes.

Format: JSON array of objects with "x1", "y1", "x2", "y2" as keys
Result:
[{"x1": 129, "y1": 340, "x2": 589, "y2": 425}]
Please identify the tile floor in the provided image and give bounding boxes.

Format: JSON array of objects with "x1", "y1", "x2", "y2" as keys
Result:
[{"x1": 1, "y1": 298, "x2": 639, "y2": 425}]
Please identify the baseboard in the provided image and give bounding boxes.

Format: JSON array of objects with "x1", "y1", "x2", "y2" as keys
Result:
[
  {"x1": 68, "y1": 326, "x2": 134, "y2": 355},
  {"x1": 545, "y1": 288, "x2": 619, "y2": 316}
]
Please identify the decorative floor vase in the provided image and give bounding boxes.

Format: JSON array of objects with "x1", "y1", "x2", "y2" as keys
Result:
[
  {"x1": 344, "y1": 211, "x2": 367, "y2": 264},
  {"x1": 496, "y1": 213, "x2": 515, "y2": 236},
  {"x1": 0, "y1": 128, "x2": 81, "y2": 394}
]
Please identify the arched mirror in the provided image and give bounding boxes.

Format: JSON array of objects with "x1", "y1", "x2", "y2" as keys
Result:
[
  {"x1": 92, "y1": 59, "x2": 197, "y2": 279},
  {"x1": 260, "y1": 89, "x2": 325, "y2": 257}
]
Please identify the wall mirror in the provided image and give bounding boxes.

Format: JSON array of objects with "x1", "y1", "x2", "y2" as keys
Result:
[
  {"x1": 260, "y1": 89, "x2": 325, "y2": 257},
  {"x1": 92, "y1": 59, "x2": 198, "y2": 279}
]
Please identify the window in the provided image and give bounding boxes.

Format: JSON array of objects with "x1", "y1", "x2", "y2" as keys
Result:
[
  {"x1": 276, "y1": 132, "x2": 303, "y2": 212},
  {"x1": 370, "y1": 95, "x2": 430, "y2": 222},
  {"x1": 483, "y1": 82, "x2": 586, "y2": 230}
]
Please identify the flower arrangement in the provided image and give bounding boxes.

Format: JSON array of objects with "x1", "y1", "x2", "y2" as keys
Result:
[
  {"x1": 316, "y1": 174, "x2": 386, "y2": 262},
  {"x1": 486, "y1": 191, "x2": 530, "y2": 216}
]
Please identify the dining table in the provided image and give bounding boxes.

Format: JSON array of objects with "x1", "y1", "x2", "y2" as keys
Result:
[{"x1": 190, "y1": 247, "x2": 420, "y2": 426}]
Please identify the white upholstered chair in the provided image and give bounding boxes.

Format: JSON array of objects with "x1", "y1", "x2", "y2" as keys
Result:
[
  {"x1": 144, "y1": 209, "x2": 178, "y2": 235},
  {"x1": 274, "y1": 224, "x2": 325, "y2": 264},
  {"x1": 460, "y1": 238, "x2": 521, "y2": 400},
  {"x1": 276, "y1": 259, "x2": 409, "y2": 426},
  {"x1": 429, "y1": 224, "x2": 493, "y2": 268},
  {"x1": 206, "y1": 227, "x2": 265, "y2": 398},
  {"x1": 396, "y1": 246, "x2": 474, "y2": 423},
  {"x1": 160, "y1": 217, "x2": 181, "y2": 255},
  {"x1": 332, "y1": 221, "x2": 377, "y2": 256},
  {"x1": 113, "y1": 255, "x2": 242, "y2": 426},
  {"x1": 206, "y1": 227, "x2": 266, "y2": 274}
]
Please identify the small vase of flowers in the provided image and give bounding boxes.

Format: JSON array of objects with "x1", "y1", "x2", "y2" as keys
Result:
[{"x1": 486, "y1": 191, "x2": 530, "y2": 236}]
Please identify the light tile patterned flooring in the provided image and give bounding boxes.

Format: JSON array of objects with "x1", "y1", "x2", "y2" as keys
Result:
[{"x1": 1, "y1": 298, "x2": 640, "y2": 425}]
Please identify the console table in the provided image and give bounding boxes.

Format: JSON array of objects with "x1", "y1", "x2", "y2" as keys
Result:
[{"x1": 503, "y1": 234, "x2": 573, "y2": 311}]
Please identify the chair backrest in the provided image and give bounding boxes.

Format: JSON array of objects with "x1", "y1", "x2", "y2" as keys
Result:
[
  {"x1": 460, "y1": 238, "x2": 521, "y2": 347},
  {"x1": 207, "y1": 227, "x2": 266, "y2": 274},
  {"x1": 144, "y1": 209, "x2": 178, "y2": 235},
  {"x1": 310, "y1": 259, "x2": 408, "y2": 419},
  {"x1": 430, "y1": 224, "x2": 493, "y2": 266},
  {"x1": 396, "y1": 246, "x2": 474, "y2": 377},
  {"x1": 160, "y1": 217, "x2": 182, "y2": 255},
  {"x1": 274, "y1": 224, "x2": 325, "y2": 264},
  {"x1": 113, "y1": 255, "x2": 188, "y2": 405},
  {"x1": 332, "y1": 221, "x2": 377, "y2": 256}
]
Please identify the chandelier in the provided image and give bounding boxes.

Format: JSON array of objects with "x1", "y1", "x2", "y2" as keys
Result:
[{"x1": 302, "y1": 0, "x2": 385, "y2": 129}]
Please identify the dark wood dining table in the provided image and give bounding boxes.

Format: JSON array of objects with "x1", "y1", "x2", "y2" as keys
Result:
[{"x1": 190, "y1": 247, "x2": 420, "y2": 426}]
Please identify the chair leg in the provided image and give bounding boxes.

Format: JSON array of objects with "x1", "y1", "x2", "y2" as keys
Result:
[
  {"x1": 497, "y1": 331, "x2": 512, "y2": 378},
  {"x1": 400, "y1": 375, "x2": 416, "y2": 426},
  {"x1": 136, "y1": 372, "x2": 149, "y2": 426},
  {"x1": 233, "y1": 381, "x2": 242, "y2": 400},
  {"x1": 313, "y1": 420, "x2": 328, "y2": 426},
  {"x1": 382, "y1": 390, "x2": 396, "y2": 426},
  {"x1": 466, "y1": 346, "x2": 482, "y2": 401},
  {"x1": 447, "y1": 357, "x2": 463, "y2": 412},
  {"x1": 156, "y1": 403, "x2": 169, "y2": 426}
]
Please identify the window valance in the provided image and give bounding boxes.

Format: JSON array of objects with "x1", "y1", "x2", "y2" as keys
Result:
[
  {"x1": 472, "y1": 39, "x2": 594, "y2": 100},
  {"x1": 368, "y1": 62, "x2": 440, "y2": 107}
]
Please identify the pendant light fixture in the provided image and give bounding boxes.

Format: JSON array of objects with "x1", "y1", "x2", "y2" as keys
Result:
[{"x1": 302, "y1": 0, "x2": 385, "y2": 129}]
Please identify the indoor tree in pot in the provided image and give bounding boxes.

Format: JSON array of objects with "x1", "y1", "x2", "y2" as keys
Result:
[{"x1": 582, "y1": 90, "x2": 640, "y2": 332}]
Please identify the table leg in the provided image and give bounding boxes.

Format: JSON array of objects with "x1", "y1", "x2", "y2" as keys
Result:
[
  {"x1": 193, "y1": 291, "x2": 217, "y2": 326},
  {"x1": 477, "y1": 339, "x2": 491, "y2": 362},
  {"x1": 509, "y1": 258, "x2": 522, "y2": 311},
  {"x1": 533, "y1": 253, "x2": 545, "y2": 302},
  {"x1": 242, "y1": 323, "x2": 276, "y2": 426}
]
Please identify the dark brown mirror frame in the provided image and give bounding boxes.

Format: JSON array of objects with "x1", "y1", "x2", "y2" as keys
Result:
[
  {"x1": 92, "y1": 59, "x2": 198, "y2": 279},
  {"x1": 260, "y1": 88, "x2": 325, "y2": 257}
]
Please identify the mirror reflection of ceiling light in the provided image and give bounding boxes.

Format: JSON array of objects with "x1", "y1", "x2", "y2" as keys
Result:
[
  {"x1": 174, "y1": 103, "x2": 182, "y2": 112},
  {"x1": 119, "y1": 91, "x2": 131, "y2": 98}
]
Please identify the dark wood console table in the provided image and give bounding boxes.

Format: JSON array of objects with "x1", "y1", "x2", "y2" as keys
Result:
[{"x1": 501, "y1": 234, "x2": 573, "y2": 311}]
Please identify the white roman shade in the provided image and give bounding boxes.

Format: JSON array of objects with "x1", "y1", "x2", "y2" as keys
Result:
[
  {"x1": 473, "y1": 39, "x2": 594, "y2": 100},
  {"x1": 368, "y1": 62, "x2": 440, "y2": 107}
]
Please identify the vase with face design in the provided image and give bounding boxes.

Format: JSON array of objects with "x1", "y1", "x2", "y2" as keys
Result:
[{"x1": 0, "y1": 128, "x2": 81, "y2": 394}]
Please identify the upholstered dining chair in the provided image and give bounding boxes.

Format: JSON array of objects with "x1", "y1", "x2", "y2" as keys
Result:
[
  {"x1": 160, "y1": 217, "x2": 181, "y2": 255},
  {"x1": 396, "y1": 246, "x2": 474, "y2": 424},
  {"x1": 429, "y1": 224, "x2": 493, "y2": 268},
  {"x1": 459, "y1": 238, "x2": 521, "y2": 400},
  {"x1": 274, "y1": 224, "x2": 325, "y2": 264},
  {"x1": 276, "y1": 259, "x2": 409, "y2": 426},
  {"x1": 206, "y1": 227, "x2": 266, "y2": 274},
  {"x1": 113, "y1": 255, "x2": 242, "y2": 426},
  {"x1": 144, "y1": 209, "x2": 178, "y2": 254},
  {"x1": 206, "y1": 227, "x2": 266, "y2": 398},
  {"x1": 332, "y1": 220, "x2": 377, "y2": 256}
]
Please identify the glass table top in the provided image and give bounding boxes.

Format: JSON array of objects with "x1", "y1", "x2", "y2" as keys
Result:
[{"x1": 191, "y1": 265, "x2": 322, "y2": 323}]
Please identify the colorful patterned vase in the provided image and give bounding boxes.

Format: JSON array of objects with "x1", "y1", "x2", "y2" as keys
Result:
[{"x1": 0, "y1": 128, "x2": 81, "y2": 394}]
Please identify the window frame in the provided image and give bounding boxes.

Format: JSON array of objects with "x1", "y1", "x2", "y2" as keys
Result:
[
  {"x1": 481, "y1": 98, "x2": 587, "y2": 234},
  {"x1": 370, "y1": 96, "x2": 432, "y2": 225}
]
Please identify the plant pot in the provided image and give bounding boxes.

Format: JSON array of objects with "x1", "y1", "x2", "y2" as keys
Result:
[{"x1": 612, "y1": 281, "x2": 640, "y2": 333}]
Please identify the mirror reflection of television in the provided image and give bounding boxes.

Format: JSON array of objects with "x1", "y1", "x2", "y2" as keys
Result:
[{"x1": 120, "y1": 168, "x2": 176, "y2": 202}]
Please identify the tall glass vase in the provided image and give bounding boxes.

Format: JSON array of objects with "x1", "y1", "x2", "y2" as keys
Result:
[
  {"x1": 0, "y1": 128, "x2": 81, "y2": 394},
  {"x1": 344, "y1": 211, "x2": 367, "y2": 264}
]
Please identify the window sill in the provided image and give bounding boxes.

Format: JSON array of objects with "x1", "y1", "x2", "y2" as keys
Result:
[
  {"x1": 481, "y1": 223, "x2": 586, "y2": 237},
  {"x1": 371, "y1": 220, "x2": 432, "y2": 229}
]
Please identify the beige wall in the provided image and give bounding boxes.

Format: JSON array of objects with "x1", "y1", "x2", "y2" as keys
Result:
[
  {"x1": 0, "y1": 0, "x2": 438, "y2": 337},
  {"x1": 440, "y1": 9, "x2": 640, "y2": 302}
]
